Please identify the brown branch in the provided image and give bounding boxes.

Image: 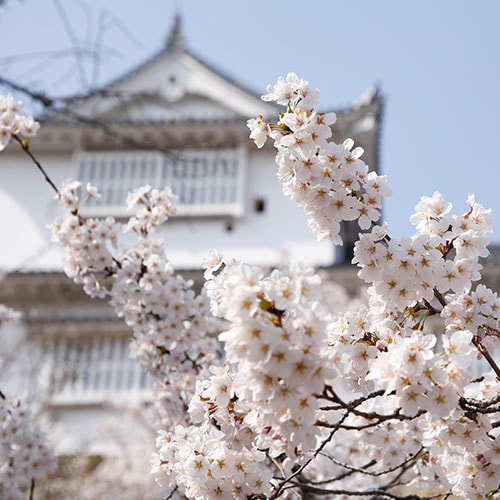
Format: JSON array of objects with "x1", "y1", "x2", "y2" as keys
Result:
[
  {"x1": 270, "y1": 411, "x2": 349, "y2": 499},
  {"x1": 459, "y1": 392, "x2": 500, "y2": 415},
  {"x1": 0, "y1": 48, "x2": 119, "y2": 66},
  {"x1": 317, "y1": 447, "x2": 423, "y2": 481},
  {"x1": 472, "y1": 335, "x2": 500, "y2": 380},
  {"x1": 320, "y1": 386, "x2": 385, "y2": 405},
  {"x1": 433, "y1": 288, "x2": 447, "y2": 308},
  {"x1": 311, "y1": 457, "x2": 376, "y2": 484},
  {"x1": 0, "y1": 75, "x2": 142, "y2": 109},
  {"x1": 0, "y1": 77, "x2": 54, "y2": 107},
  {"x1": 280, "y1": 481, "x2": 445, "y2": 499},
  {"x1": 322, "y1": 388, "x2": 425, "y2": 423},
  {"x1": 51, "y1": 107, "x2": 179, "y2": 159},
  {"x1": 29, "y1": 479, "x2": 35, "y2": 500},
  {"x1": 12, "y1": 135, "x2": 60, "y2": 196},
  {"x1": 317, "y1": 419, "x2": 392, "y2": 432},
  {"x1": 0, "y1": 77, "x2": 182, "y2": 158},
  {"x1": 164, "y1": 485, "x2": 179, "y2": 500}
]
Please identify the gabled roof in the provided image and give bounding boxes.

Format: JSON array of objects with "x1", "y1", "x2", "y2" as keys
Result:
[
  {"x1": 39, "y1": 15, "x2": 383, "y2": 176},
  {"x1": 108, "y1": 14, "x2": 269, "y2": 107},
  {"x1": 46, "y1": 15, "x2": 280, "y2": 126}
]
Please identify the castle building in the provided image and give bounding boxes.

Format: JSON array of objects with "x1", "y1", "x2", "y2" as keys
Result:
[{"x1": 0, "y1": 17, "x2": 381, "y2": 455}]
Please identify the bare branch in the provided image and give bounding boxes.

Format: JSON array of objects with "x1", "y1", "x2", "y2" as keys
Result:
[
  {"x1": 459, "y1": 391, "x2": 500, "y2": 416},
  {"x1": 0, "y1": 77, "x2": 54, "y2": 107},
  {"x1": 280, "y1": 481, "x2": 446, "y2": 499},
  {"x1": 53, "y1": 0, "x2": 89, "y2": 88},
  {"x1": 312, "y1": 457, "x2": 377, "y2": 484},
  {"x1": 317, "y1": 447, "x2": 423, "y2": 481},
  {"x1": 473, "y1": 335, "x2": 500, "y2": 380},
  {"x1": 29, "y1": 479, "x2": 35, "y2": 500},
  {"x1": 12, "y1": 134, "x2": 60, "y2": 196},
  {"x1": 271, "y1": 411, "x2": 349, "y2": 499},
  {"x1": 320, "y1": 388, "x2": 426, "y2": 424}
]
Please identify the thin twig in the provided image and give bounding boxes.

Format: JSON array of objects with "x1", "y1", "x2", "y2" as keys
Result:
[
  {"x1": 323, "y1": 388, "x2": 425, "y2": 423},
  {"x1": 53, "y1": 0, "x2": 89, "y2": 88},
  {"x1": 164, "y1": 484, "x2": 178, "y2": 500},
  {"x1": 311, "y1": 457, "x2": 376, "y2": 484},
  {"x1": 318, "y1": 447, "x2": 422, "y2": 480},
  {"x1": 433, "y1": 288, "x2": 447, "y2": 308},
  {"x1": 280, "y1": 481, "x2": 445, "y2": 499},
  {"x1": 271, "y1": 411, "x2": 349, "y2": 498},
  {"x1": 29, "y1": 479, "x2": 35, "y2": 500},
  {"x1": 0, "y1": 77, "x2": 54, "y2": 107},
  {"x1": 12, "y1": 135, "x2": 60, "y2": 196},
  {"x1": 473, "y1": 336, "x2": 500, "y2": 380}
]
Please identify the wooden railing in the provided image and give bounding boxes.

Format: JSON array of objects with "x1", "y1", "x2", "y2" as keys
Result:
[
  {"x1": 73, "y1": 147, "x2": 247, "y2": 218},
  {"x1": 49, "y1": 336, "x2": 152, "y2": 405}
]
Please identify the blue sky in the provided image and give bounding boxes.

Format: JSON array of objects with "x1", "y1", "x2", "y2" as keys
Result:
[{"x1": 1, "y1": 0, "x2": 499, "y2": 243}]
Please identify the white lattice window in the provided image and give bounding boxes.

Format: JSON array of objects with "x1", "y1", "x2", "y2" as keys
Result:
[
  {"x1": 49, "y1": 336, "x2": 152, "y2": 404},
  {"x1": 73, "y1": 147, "x2": 247, "y2": 217}
]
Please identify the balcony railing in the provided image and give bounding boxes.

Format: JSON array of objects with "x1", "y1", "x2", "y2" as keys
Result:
[
  {"x1": 73, "y1": 147, "x2": 247, "y2": 218},
  {"x1": 48, "y1": 336, "x2": 152, "y2": 405}
]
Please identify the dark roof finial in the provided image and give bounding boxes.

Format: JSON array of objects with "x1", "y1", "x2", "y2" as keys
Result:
[{"x1": 166, "y1": 13, "x2": 185, "y2": 51}]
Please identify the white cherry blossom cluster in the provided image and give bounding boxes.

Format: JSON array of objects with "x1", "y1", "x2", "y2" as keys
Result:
[
  {"x1": 318, "y1": 304, "x2": 498, "y2": 493},
  {"x1": 324, "y1": 293, "x2": 499, "y2": 497},
  {"x1": 125, "y1": 184, "x2": 177, "y2": 235},
  {"x1": 153, "y1": 422, "x2": 273, "y2": 499},
  {"x1": 3, "y1": 77, "x2": 500, "y2": 498},
  {"x1": 111, "y1": 240, "x2": 220, "y2": 425},
  {"x1": 152, "y1": 256, "x2": 335, "y2": 496},
  {"x1": 204, "y1": 256, "x2": 333, "y2": 459},
  {"x1": 337, "y1": 203, "x2": 497, "y2": 491},
  {"x1": 351, "y1": 191, "x2": 499, "y2": 372},
  {"x1": 50, "y1": 181, "x2": 220, "y2": 426},
  {"x1": 247, "y1": 77, "x2": 500, "y2": 497},
  {"x1": 152, "y1": 367, "x2": 274, "y2": 499},
  {"x1": 248, "y1": 72, "x2": 391, "y2": 244},
  {"x1": 0, "y1": 93, "x2": 39, "y2": 151},
  {"x1": 50, "y1": 180, "x2": 118, "y2": 289},
  {"x1": 0, "y1": 395, "x2": 57, "y2": 500},
  {"x1": 0, "y1": 282, "x2": 56, "y2": 499}
]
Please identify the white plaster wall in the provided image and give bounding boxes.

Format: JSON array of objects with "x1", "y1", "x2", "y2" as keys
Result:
[
  {"x1": 0, "y1": 144, "x2": 334, "y2": 272},
  {"x1": 149, "y1": 146, "x2": 334, "y2": 268},
  {"x1": 0, "y1": 149, "x2": 72, "y2": 271}
]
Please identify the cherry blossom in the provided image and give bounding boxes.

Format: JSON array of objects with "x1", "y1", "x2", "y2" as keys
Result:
[
  {"x1": 249, "y1": 77, "x2": 390, "y2": 245},
  {"x1": 2, "y1": 72, "x2": 500, "y2": 499},
  {"x1": 0, "y1": 299, "x2": 56, "y2": 499},
  {"x1": 0, "y1": 93, "x2": 39, "y2": 151}
]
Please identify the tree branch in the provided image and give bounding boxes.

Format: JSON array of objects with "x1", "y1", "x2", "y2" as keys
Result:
[
  {"x1": 12, "y1": 134, "x2": 60, "y2": 196},
  {"x1": 473, "y1": 335, "x2": 500, "y2": 380}
]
